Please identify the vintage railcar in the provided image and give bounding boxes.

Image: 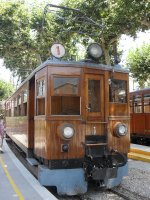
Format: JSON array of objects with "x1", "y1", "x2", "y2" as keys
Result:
[
  {"x1": 5, "y1": 43, "x2": 130, "y2": 195},
  {"x1": 130, "y1": 88, "x2": 150, "y2": 145}
]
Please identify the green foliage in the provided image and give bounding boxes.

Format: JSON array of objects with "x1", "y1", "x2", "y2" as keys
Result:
[
  {"x1": 127, "y1": 43, "x2": 150, "y2": 88},
  {"x1": 0, "y1": 80, "x2": 14, "y2": 100},
  {"x1": 0, "y1": 0, "x2": 149, "y2": 82},
  {"x1": 56, "y1": 0, "x2": 150, "y2": 65},
  {"x1": 0, "y1": 0, "x2": 53, "y2": 82}
]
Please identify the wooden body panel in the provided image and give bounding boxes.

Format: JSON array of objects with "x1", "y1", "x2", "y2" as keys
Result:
[
  {"x1": 108, "y1": 72, "x2": 130, "y2": 153},
  {"x1": 34, "y1": 118, "x2": 47, "y2": 157},
  {"x1": 6, "y1": 61, "x2": 130, "y2": 160},
  {"x1": 108, "y1": 116, "x2": 130, "y2": 153},
  {"x1": 5, "y1": 79, "x2": 35, "y2": 151},
  {"x1": 6, "y1": 116, "x2": 28, "y2": 149},
  {"x1": 130, "y1": 88, "x2": 150, "y2": 138},
  {"x1": 34, "y1": 118, "x2": 106, "y2": 159},
  {"x1": 28, "y1": 78, "x2": 35, "y2": 148},
  {"x1": 109, "y1": 103, "x2": 128, "y2": 116},
  {"x1": 145, "y1": 114, "x2": 150, "y2": 136},
  {"x1": 131, "y1": 113, "x2": 145, "y2": 134},
  {"x1": 33, "y1": 65, "x2": 130, "y2": 158},
  {"x1": 130, "y1": 113, "x2": 150, "y2": 137}
]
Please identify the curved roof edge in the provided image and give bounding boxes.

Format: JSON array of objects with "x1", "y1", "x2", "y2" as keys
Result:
[
  {"x1": 130, "y1": 87, "x2": 150, "y2": 94},
  {"x1": 17, "y1": 59, "x2": 129, "y2": 90}
]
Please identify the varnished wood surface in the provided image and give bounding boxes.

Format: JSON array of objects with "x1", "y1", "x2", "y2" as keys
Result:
[
  {"x1": 130, "y1": 88, "x2": 150, "y2": 137},
  {"x1": 6, "y1": 63, "x2": 130, "y2": 160},
  {"x1": 6, "y1": 116, "x2": 29, "y2": 148},
  {"x1": 34, "y1": 118, "x2": 107, "y2": 159}
]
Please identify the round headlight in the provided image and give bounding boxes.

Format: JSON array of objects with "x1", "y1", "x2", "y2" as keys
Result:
[
  {"x1": 114, "y1": 123, "x2": 128, "y2": 137},
  {"x1": 87, "y1": 43, "x2": 102, "y2": 59},
  {"x1": 63, "y1": 126, "x2": 74, "y2": 139},
  {"x1": 58, "y1": 124, "x2": 75, "y2": 140}
]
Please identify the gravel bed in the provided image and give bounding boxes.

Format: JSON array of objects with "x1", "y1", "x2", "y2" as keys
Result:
[{"x1": 120, "y1": 159, "x2": 150, "y2": 199}]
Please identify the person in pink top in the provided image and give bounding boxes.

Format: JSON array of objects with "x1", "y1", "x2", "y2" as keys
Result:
[{"x1": 0, "y1": 119, "x2": 4, "y2": 153}]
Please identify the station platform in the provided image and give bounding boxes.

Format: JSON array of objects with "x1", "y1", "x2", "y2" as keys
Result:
[
  {"x1": 128, "y1": 144, "x2": 150, "y2": 163},
  {"x1": 0, "y1": 140, "x2": 58, "y2": 200}
]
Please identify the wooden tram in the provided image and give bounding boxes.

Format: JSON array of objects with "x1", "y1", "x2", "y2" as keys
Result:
[
  {"x1": 5, "y1": 43, "x2": 130, "y2": 195},
  {"x1": 130, "y1": 88, "x2": 150, "y2": 145}
]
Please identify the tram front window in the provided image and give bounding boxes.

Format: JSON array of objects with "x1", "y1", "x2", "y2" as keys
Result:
[
  {"x1": 51, "y1": 77, "x2": 80, "y2": 115},
  {"x1": 109, "y1": 79, "x2": 127, "y2": 103}
]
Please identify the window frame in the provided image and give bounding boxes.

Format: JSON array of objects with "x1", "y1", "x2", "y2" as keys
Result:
[
  {"x1": 109, "y1": 79, "x2": 127, "y2": 103},
  {"x1": 51, "y1": 75, "x2": 81, "y2": 116},
  {"x1": 144, "y1": 94, "x2": 150, "y2": 113},
  {"x1": 36, "y1": 77, "x2": 46, "y2": 116},
  {"x1": 51, "y1": 75, "x2": 80, "y2": 97}
]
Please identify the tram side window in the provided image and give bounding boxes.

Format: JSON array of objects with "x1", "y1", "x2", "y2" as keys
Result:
[
  {"x1": 130, "y1": 97, "x2": 133, "y2": 113},
  {"x1": 36, "y1": 79, "x2": 45, "y2": 115},
  {"x1": 109, "y1": 79, "x2": 127, "y2": 103},
  {"x1": 14, "y1": 98, "x2": 17, "y2": 116},
  {"x1": 134, "y1": 95, "x2": 142, "y2": 113},
  {"x1": 144, "y1": 94, "x2": 150, "y2": 113},
  {"x1": 23, "y1": 90, "x2": 28, "y2": 116},
  {"x1": 6, "y1": 101, "x2": 11, "y2": 116},
  {"x1": 51, "y1": 77, "x2": 80, "y2": 115},
  {"x1": 17, "y1": 95, "x2": 22, "y2": 116}
]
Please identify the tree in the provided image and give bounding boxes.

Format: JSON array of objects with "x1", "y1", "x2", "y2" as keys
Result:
[
  {"x1": 1, "y1": 0, "x2": 150, "y2": 81},
  {"x1": 0, "y1": 1, "x2": 37, "y2": 81},
  {"x1": 52, "y1": 0, "x2": 150, "y2": 65},
  {"x1": 126, "y1": 44, "x2": 150, "y2": 88},
  {"x1": 0, "y1": 0, "x2": 53, "y2": 82},
  {"x1": 0, "y1": 80, "x2": 14, "y2": 100}
]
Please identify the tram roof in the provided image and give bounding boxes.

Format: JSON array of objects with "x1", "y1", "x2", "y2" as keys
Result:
[
  {"x1": 130, "y1": 87, "x2": 150, "y2": 94},
  {"x1": 27, "y1": 59, "x2": 128, "y2": 78},
  {"x1": 15, "y1": 59, "x2": 129, "y2": 92}
]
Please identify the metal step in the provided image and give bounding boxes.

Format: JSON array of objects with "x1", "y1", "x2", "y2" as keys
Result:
[{"x1": 26, "y1": 158, "x2": 39, "y2": 166}]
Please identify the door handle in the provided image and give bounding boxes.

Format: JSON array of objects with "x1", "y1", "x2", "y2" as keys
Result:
[{"x1": 86, "y1": 105, "x2": 91, "y2": 112}]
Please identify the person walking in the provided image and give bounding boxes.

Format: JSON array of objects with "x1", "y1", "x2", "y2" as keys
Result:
[{"x1": 0, "y1": 119, "x2": 5, "y2": 153}]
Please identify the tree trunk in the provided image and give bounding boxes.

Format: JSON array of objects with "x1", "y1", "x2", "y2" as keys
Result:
[{"x1": 100, "y1": 37, "x2": 111, "y2": 66}]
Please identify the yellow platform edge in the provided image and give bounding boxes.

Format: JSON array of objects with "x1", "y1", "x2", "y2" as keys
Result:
[
  {"x1": 129, "y1": 148, "x2": 150, "y2": 156},
  {"x1": 128, "y1": 152, "x2": 150, "y2": 163}
]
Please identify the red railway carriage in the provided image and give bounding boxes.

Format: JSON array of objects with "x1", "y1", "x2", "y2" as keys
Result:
[
  {"x1": 5, "y1": 44, "x2": 130, "y2": 195},
  {"x1": 130, "y1": 88, "x2": 150, "y2": 145}
]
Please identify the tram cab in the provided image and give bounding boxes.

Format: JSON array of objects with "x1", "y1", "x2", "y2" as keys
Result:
[{"x1": 5, "y1": 43, "x2": 130, "y2": 195}]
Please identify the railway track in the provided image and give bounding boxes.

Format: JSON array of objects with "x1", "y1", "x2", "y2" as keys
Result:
[
  {"x1": 110, "y1": 187, "x2": 150, "y2": 200},
  {"x1": 57, "y1": 186, "x2": 150, "y2": 200}
]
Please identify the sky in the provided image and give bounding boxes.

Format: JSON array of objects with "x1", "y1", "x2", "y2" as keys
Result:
[{"x1": 119, "y1": 30, "x2": 150, "y2": 65}]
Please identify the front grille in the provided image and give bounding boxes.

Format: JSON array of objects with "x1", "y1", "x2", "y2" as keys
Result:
[{"x1": 85, "y1": 135, "x2": 107, "y2": 144}]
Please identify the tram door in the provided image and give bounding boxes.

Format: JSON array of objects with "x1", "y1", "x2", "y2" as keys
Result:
[{"x1": 85, "y1": 74, "x2": 104, "y2": 122}]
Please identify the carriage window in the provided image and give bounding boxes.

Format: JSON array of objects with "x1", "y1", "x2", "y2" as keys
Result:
[
  {"x1": 144, "y1": 94, "x2": 150, "y2": 113},
  {"x1": 130, "y1": 97, "x2": 133, "y2": 113},
  {"x1": 134, "y1": 95, "x2": 142, "y2": 113},
  {"x1": 109, "y1": 79, "x2": 127, "y2": 103},
  {"x1": 23, "y1": 90, "x2": 28, "y2": 102},
  {"x1": 37, "y1": 80, "x2": 45, "y2": 96},
  {"x1": 23, "y1": 90, "x2": 28, "y2": 116},
  {"x1": 6, "y1": 101, "x2": 11, "y2": 117},
  {"x1": 88, "y1": 80, "x2": 100, "y2": 112},
  {"x1": 17, "y1": 95, "x2": 21, "y2": 116},
  {"x1": 51, "y1": 76, "x2": 80, "y2": 115},
  {"x1": 36, "y1": 79, "x2": 45, "y2": 115},
  {"x1": 14, "y1": 98, "x2": 17, "y2": 116}
]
